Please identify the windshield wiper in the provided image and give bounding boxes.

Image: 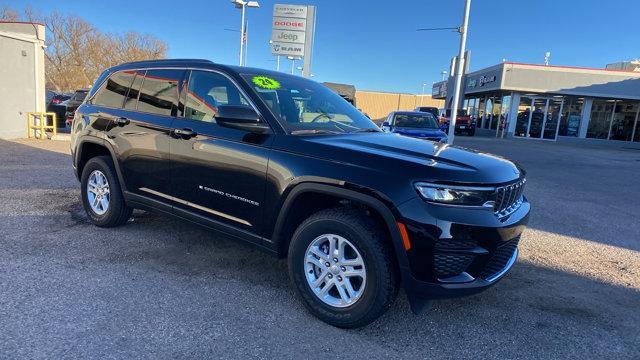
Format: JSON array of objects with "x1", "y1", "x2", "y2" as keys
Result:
[
  {"x1": 352, "y1": 128, "x2": 381, "y2": 133},
  {"x1": 290, "y1": 129, "x2": 342, "y2": 135}
]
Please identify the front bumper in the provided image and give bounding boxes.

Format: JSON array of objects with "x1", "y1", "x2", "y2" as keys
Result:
[{"x1": 396, "y1": 195, "x2": 530, "y2": 299}]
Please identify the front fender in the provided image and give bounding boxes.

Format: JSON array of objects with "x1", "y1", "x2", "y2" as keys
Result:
[{"x1": 271, "y1": 182, "x2": 411, "y2": 271}]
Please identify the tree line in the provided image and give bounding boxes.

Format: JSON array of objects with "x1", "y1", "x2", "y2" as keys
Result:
[{"x1": 1, "y1": 7, "x2": 167, "y2": 92}]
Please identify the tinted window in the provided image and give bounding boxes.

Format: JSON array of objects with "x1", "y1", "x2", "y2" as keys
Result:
[
  {"x1": 393, "y1": 113, "x2": 439, "y2": 129},
  {"x1": 138, "y1": 69, "x2": 185, "y2": 116},
  {"x1": 124, "y1": 70, "x2": 144, "y2": 110},
  {"x1": 185, "y1": 70, "x2": 251, "y2": 123},
  {"x1": 92, "y1": 71, "x2": 134, "y2": 108}
]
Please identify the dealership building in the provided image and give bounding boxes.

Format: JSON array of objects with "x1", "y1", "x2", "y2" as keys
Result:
[{"x1": 432, "y1": 61, "x2": 640, "y2": 144}]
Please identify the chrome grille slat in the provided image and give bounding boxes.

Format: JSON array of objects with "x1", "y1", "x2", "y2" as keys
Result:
[{"x1": 493, "y1": 178, "x2": 526, "y2": 219}]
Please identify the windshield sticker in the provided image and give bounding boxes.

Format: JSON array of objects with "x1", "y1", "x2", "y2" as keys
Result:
[{"x1": 252, "y1": 76, "x2": 281, "y2": 90}]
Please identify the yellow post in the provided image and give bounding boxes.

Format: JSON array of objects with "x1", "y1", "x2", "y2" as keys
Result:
[{"x1": 27, "y1": 112, "x2": 58, "y2": 139}]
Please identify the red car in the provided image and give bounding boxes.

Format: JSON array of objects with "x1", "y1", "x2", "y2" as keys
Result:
[{"x1": 439, "y1": 109, "x2": 476, "y2": 136}]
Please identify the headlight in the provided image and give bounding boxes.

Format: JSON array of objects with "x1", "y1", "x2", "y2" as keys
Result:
[{"x1": 414, "y1": 182, "x2": 495, "y2": 206}]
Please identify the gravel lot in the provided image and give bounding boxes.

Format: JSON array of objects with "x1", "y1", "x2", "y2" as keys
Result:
[{"x1": 0, "y1": 136, "x2": 638, "y2": 359}]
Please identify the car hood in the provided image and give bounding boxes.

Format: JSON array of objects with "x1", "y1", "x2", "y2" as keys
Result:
[
  {"x1": 289, "y1": 132, "x2": 523, "y2": 185},
  {"x1": 392, "y1": 127, "x2": 446, "y2": 138}
]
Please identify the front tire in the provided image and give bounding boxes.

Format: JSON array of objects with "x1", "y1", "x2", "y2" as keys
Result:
[
  {"x1": 288, "y1": 207, "x2": 399, "y2": 328},
  {"x1": 80, "y1": 156, "x2": 132, "y2": 227}
]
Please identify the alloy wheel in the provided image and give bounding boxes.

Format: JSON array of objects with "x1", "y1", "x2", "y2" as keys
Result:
[
  {"x1": 304, "y1": 234, "x2": 367, "y2": 308},
  {"x1": 87, "y1": 170, "x2": 110, "y2": 215}
]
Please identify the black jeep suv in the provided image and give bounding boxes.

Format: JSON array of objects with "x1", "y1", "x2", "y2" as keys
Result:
[{"x1": 70, "y1": 59, "x2": 529, "y2": 328}]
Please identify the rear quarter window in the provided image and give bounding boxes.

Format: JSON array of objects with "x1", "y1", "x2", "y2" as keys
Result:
[{"x1": 92, "y1": 71, "x2": 135, "y2": 109}]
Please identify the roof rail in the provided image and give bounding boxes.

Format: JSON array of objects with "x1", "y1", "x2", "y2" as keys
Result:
[{"x1": 119, "y1": 58, "x2": 214, "y2": 66}]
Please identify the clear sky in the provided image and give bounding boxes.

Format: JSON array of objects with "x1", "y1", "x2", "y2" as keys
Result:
[{"x1": 4, "y1": 0, "x2": 638, "y2": 93}]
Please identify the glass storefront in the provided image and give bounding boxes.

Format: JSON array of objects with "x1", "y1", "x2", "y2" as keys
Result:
[
  {"x1": 587, "y1": 100, "x2": 640, "y2": 141},
  {"x1": 610, "y1": 101, "x2": 639, "y2": 141},
  {"x1": 514, "y1": 95, "x2": 563, "y2": 140},
  {"x1": 587, "y1": 100, "x2": 615, "y2": 139},
  {"x1": 559, "y1": 97, "x2": 583, "y2": 137},
  {"x1": 543, "y1": 98, "x2": 563, "y2": 140},
  {"x1": 459, "y1": 90, "x2": 639, "y2": 143}
]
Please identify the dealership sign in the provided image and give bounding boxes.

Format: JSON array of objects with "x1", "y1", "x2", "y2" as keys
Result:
[{"x1": 271, "y1": 4, "x2": 315, "y2": 61}]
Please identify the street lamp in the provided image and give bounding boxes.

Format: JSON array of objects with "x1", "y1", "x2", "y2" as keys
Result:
[
  {"x1": 231, "y1": 0, "x2": 260, "y2": 66},
  {"x1": 287, "y1": 56, "x2": 301, "y2": 74},
  {"x1": 441, "y1": 70, "x2": 448, "y2": 81},
  {"x1": 420, "y1": 83, "x2": 427, "y2": 106},
  {"x1": 447, "y1": 0, "x2": 472, "y2": 145},
  {"x1": 416, "y1": 0, "x2": 471, "y2": 144}
]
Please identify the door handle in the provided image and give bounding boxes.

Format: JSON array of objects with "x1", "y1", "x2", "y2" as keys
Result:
[
  {"x1": 172, "y1": 128, "x2": 197, "y2": 139},
  {"x1": 115, "y1": 117, "x2": 130, "y2": 127}
]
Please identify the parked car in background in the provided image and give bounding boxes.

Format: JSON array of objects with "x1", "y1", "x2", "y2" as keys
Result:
[
  {"x1": 414, "y1": 106, "x2": 440, "y2": 120},
  {"x1": 64, "y1": 89, "x2": 89, "y2": 126},
  {"x1": 47, "y1": 93, "x2": 72, "y2": 127},
  {"x1": 46, "y1": 90, "x2": 57, "y2": 105},
  {"x1": 71, "y1": 59, "x2": 529, "y2": 328},
  {"x1": 381, "y1": 111, "x2": 448, "y2": 143},
  {"x1": 440, "y1": 109, "x2": 476, "y2": 136}
]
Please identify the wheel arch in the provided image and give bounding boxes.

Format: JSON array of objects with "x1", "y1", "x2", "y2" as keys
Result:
[
  {"x1": 271, "y1": 183, "x2": 410, "y2": 270},
  {"x1": 75, "y1": 137, "x2": 126, "y2": 192}
]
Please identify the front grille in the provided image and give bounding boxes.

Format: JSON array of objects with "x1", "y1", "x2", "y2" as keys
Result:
[
  {"x1": 434, "y1": 253, "x2": 475, "y2": 278},
  {"x1": 479, "y1": 237, "x2": 519, "y2": 279},
  {"x1": 493, "y1": 178, "x2": 526, "y2": 218}
]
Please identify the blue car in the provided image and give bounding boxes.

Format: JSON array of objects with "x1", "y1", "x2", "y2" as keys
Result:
[{"x1": 381, "y1": 111, "x2": 448, "y2": 143}]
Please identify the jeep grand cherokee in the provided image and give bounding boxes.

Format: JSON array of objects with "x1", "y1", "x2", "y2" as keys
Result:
[{"x1": 70, "y1": 59, "x2": 530, "y2": 328}]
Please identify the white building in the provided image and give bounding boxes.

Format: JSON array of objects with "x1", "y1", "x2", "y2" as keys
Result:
[
  {"x1": 0, "y1": 21, "x2": 46, "y2": 139},
  {"x1": 433, "y1": 61, "x2": 640, "y2": 144}
]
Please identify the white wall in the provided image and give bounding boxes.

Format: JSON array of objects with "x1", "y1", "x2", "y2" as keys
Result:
[{"x1": 0, "y1": 23, "x2": 46, "y2": 139}]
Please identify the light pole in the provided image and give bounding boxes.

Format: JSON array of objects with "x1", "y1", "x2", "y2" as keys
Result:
[
  {"x1": 269, "y1": 40, "x2": 281, "y2": 71},
  {"x1": 231, "y1": 0, "x2": 260, "y2": 66},
  {"x1": 447, "y1": 0, "x2": 471, "y2": 145},
  {"x1": 441, "y1": 70, "x2": 448, "y2": 81},
  {"x1": 420, "y1": 83, "x2": 427, "y2": 106},
  {"x1": 287, "y1": 56, "x2": 300, "y2": 74}
]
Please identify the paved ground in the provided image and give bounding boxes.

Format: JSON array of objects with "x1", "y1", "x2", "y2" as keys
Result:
[{"x1": 0, "y1": 137, "x2": 638, "y2": 359}]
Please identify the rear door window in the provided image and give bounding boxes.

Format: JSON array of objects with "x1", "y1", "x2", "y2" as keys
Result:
[
  {"x1": 137, "y1": 69, "x2": 186, "y2": 116},
  {"x1": 92, "y1": 70, "x2": 135, "y2": 108}
]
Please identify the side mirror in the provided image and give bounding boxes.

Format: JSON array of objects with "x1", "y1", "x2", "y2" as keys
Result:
[
  {"x1": 381, "y1": 121, "x2": 391, "y2": 132},
  {"x1": 216, "y1": 105, "x2": 269, "y2": 134}
]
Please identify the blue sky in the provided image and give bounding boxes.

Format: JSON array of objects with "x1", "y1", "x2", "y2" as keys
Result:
[{"x1": 4, "y1": 0, "x2": 637, "y2": 93}]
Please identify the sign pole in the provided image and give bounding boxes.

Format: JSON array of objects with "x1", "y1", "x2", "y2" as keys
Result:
[
  {"x1": 271, "y1": 4, "x2": 315, "y2": 75},
  {"x1": 302, "y1": 5, "x2": 315, "y2": 77},
  {"x1": 448, "y1": 0, "x2": 471, "y2": 145}
]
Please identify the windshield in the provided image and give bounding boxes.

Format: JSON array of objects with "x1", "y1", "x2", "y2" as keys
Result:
[
  {"x1": 241, "y1": 73, "x2": 379, "y2": 134},
  {"x1": 393, "y1": 113, "x2": 439, "y2": 129},
  {"x1": 73, "y1": 91, "x2": 88, "y2": 101}
]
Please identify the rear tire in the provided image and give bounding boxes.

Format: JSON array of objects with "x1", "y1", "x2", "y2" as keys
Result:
[
  {"x1": 288, "y1": 207, "x2": 399, "y2": 328},
  {"x1": 80, "y1": 156, "x2": 132, "y2": 227}
]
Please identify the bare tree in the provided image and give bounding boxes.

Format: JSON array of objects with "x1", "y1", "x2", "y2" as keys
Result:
[
  {"x1": 2, "y1": 7, "x2": 167, "y2": 92},
  {"x1": 0, "y1": 7, "x2": 19, "y2": 21}
]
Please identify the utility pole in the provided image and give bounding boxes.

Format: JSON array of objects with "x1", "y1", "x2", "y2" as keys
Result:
[{"x1": 447, "y1": 0, "x2": 471, "y2": 145}]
